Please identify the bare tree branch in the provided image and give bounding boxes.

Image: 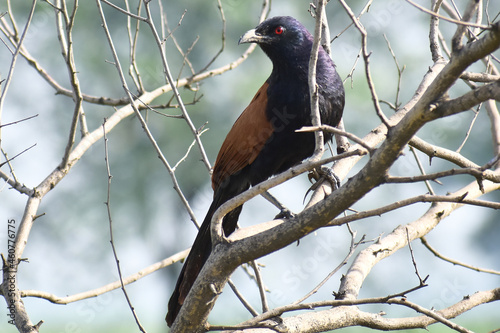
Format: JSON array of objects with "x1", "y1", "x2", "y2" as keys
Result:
[
  {"x1": 385, "y1": 167, "x2": 500, "y2": 185},
  {"x1": 125, "y1": 0, "x2": 145, "y2": 93},
  {"x1": 420, "y1": 236, "x2": 500, "y2": 275},
  {"x1": 249, "y1": 261, "x2": 269, "y2": 313},
  {"x1": 330, "y1": 192, "x2": 500, "y2": 227},
  {"x1": 0, "y1": 0, "x2": 36, "y2": 132},
  {"x1": 143, "y1": 1, "x2": 214, "y2": 173},
  {"x1": 0, "y1": 2, "x2": 41, "y2": 332},
  {"x1": 56, "y1": 0, "x2": 88, "y2": 168},
  {"x1": 409, "y1": 135, "x2": 482, "y2": 168},
  {"x1": 308, "y1": 0, "x2": 327, "y2": 160},
  {"x1": 20, "y1": 248, "x2": 189, "y2": 304},
  {"x1": 103, "y1": 120, "x2": 146, "y2": 332},
  {"x1": 196, "y1": 0, "x2": 226, "y2": 74},
  {"x1": 338, "y1": 0, "x2": 390, "y2": 128},
  {"x1": 101, "y1": 0, "x2": 147, "y2": 22},
  {"x1": 485, "y1": 99, "x2": 500, "y2": 160},
  {"x1": 293, "y1": 225, "x2": 365, "y2": 304},
  {"x1": 407, "y1": 0, "x2": 490, "y2": 30},
  {"x1": 430, "y1": 0, "x2": 445, "y2": 62},
  {"x1": 434, "y1": 79, "x2": 500, "y2": 118},
  {"x1": 298, "y1": 124, "x2": 374, "y2": 152},
  {"x1": 227, "y1": 279, "x2": 259, "y2": 318},
  {"x1": 460, "y1": 71, "x2": 500, "y2": 82}
]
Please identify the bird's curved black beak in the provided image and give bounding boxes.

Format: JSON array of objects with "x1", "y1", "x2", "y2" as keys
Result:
[{"x1": 239, "y1": 29, "x2": 264, "y2": 45}]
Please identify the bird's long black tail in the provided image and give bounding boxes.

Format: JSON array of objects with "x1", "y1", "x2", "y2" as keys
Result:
[{"x1": 166, "y1": 183, "x2": 246, "y2": 326}]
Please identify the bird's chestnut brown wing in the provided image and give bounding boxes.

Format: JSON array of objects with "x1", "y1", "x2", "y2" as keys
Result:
[{"x1": 212, "y1": 82, "x2": 274, "y2": 190}]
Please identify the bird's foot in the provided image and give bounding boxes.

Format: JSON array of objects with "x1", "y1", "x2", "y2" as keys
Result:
[
  {"x1": 274, "y1": 208, "x2": 295, "y2": 220},
  {"x1": 307, "y1": 166, "x2": 341, "y2": 193}
]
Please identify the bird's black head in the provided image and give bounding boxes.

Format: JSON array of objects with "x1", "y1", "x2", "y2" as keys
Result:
[{"x1": 239, "y1": 16, "x2": 313, "y2": 64}]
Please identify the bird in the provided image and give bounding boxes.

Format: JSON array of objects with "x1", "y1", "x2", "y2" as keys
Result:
[{"x1": 166, "y1": 15, "x2": 345, "y2": 326}]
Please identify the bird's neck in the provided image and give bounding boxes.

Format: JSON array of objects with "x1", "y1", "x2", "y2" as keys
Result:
[
  {"x1": 269, "y1": 61, "x2": 308, "y2": 84},
  {"x1": 267, "y1": 43, "x2": 328, "y2": 84}
]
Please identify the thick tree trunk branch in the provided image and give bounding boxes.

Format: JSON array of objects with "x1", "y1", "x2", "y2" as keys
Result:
[
  {"x1": 230, "y1": 287, "x2": 500, "y2": 332},
  {"x1": 434, "y1": 79, "x2": 500, "y2": 118}
]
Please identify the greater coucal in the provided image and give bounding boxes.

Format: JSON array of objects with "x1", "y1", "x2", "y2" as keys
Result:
[{"x1": 166, "y1": 16, "x2": 345, "y2": 326}]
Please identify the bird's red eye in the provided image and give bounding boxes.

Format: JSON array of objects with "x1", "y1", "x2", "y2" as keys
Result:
[{"x1": 274, "y1": 26, "x2": 284, "y2": 35}]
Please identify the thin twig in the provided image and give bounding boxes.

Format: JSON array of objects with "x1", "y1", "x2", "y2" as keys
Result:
[
  {"x1": 103, "y1": 120, "x2": 147, "y2": 333},
  {"x1": 125, "y1": 0, "x2": 145, "y2": 93},
  {"x1": 383, "y1": 34, "x2": 405, "y2": 110},
  {"x1": 385, "y1": 167, "x2": 499, "y2": 186},
  {"x1": 0, "y1": 148, "x2": 18, "y2": 190},
  {"x1": 420, "y1": 236, "x2": 500, "y2": 275},
  {"x1": 405, "y1": 227, "x2": 429, "y2": 286},
  {"x1": 173, "y1": 128, "x2": 209, "y2": 171},
  {"x1": 387, "y1": 298, "x2": 473, "y2": 333},
  {"x1": 0, "y1": 0, "x2": 36, "y2": 128},
  {"x1": 329, "y1": 193, "x2": 500, "y2": 226},
  {"x1": 456, "y1": 105, "x2": 480, "y2": 153},
  {"x1": 101, "y1": 0, "x2": 147, "y2": 21},
  {"x1": 163, "y1": 9, "x2": 196, "y2": 79},
  {"x1": 96, "y1": 0, "x2": 200, "y2": 229},
  {"x1": 294, "y1": 224, "x2": 365, "y2": 304},
  {"x1": 21, "y1": 248, "x2": 190, "y2": 304},
  {"x1": 227, "y1": 279, "x2": 259, "y2": 317},
  {"x1": 250, "y1": 261, "x2": 269, "y2": 312},
  {"x1": 406, "y1": 0, "x2": 489, "y2": 30},
  {"x1": 338, "y1": 0, "x2": 391, "y2": 128},
  {"x1": 298, "y1": 124, "x2": 374, "y2": 153},
  {"x1": 261, "y1": 191, "x2": 293, "y2": 216},
  {"x1": 0, "y1": 144, "x2": 36, "y2": 168},
  {"x1": 57, "y1": 0, "x2": 88, "y2": 169},
  {"x1": 6, "y1": 0, "x2": 19, "y2": 37},
  {"x1": 308, "y1": 0, "x2": 327, "y2": 161},
  {"x1": 196, "y1": 0, "x2": 226, "y2": 74},
  {"x1": 343, "y1": 47, "x2": 361, "y2": 86},
  {"x1": 0, "y1": 113, "x2": 38, "y2": 128},
  {"x1": 143, "y1": 1, "x2": 212, "y2": 172},
  {"x1": 409, "y1": 146, "x2": 437, "y2": 195},
  {"x1": 450, "y1": 0, "x2": 482, "y2": 52}
]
